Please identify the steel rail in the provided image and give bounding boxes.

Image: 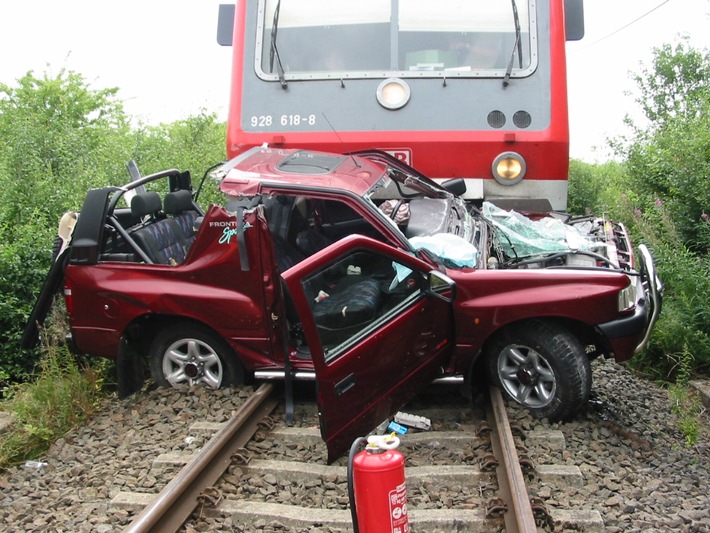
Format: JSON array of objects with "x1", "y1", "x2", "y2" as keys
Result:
[
  {"x1": 487, "y1": 386, "x2": 537, "y2": 533},
  {"x1": 124, "y1": 382, "x2": 279, "y2": 533}
]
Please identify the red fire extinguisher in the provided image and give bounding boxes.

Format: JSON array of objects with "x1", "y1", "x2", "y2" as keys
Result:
[{"x1": 347, "y1": 434, "x2": 409, "y2": 533}]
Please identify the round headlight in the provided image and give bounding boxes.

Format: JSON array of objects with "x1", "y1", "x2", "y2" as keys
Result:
[
  {"x1": 376, "y1": 78, "x2": 411, "y2": 110},
  {"x1": 491, "y1": 152, "x2": 526, "y2": 186}
]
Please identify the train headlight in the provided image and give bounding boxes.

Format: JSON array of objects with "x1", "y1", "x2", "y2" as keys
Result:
[
  {"x1": 492, "y1": 152, "x2": 526, "y2": 185},
  {"x1": 377, "y1": 78, "x2": 411, "y2": 110}
]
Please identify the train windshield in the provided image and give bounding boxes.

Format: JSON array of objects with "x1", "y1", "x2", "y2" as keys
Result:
[{"x1": 257, "y1": 0, "x2": 536, "y2": 81}]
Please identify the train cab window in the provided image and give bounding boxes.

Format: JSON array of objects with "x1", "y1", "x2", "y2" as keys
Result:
[{"x1": 257, "y1": 0, "x2": 536, "y2": 80}]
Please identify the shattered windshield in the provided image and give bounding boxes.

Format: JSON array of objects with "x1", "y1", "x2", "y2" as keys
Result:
[
  {"x1": 482, "y1": 202, "x2": 623, "y2": 269},
  {"x1": 257, "y1": 0, "x2": 536, "y2": 81}
]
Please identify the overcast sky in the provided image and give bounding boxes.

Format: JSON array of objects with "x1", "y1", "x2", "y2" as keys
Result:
[{"x1": 1, "y1": 0, "x2": 708, "y2": 163}]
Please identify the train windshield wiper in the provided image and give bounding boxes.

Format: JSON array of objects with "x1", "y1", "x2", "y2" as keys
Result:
[
  {"x1": 269, "y1": 0, "x2": 287, "y2": 89},
  {"x1": 503, "y1": 0, "x2": 523, "y2": 88}
]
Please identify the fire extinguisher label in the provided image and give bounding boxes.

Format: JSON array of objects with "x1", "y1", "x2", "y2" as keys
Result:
[{"x1": 389, "y1": 481, "x2": 409, "y2": 533}]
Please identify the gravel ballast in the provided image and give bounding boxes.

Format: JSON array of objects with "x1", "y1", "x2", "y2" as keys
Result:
[{"x1": 1, "y1": 358, "x2": 708, "y2": 532}]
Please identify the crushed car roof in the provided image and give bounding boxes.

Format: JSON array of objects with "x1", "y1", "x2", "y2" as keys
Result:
[{"x1": 217, "y1": 147, "x2": 386, "y2": 197}]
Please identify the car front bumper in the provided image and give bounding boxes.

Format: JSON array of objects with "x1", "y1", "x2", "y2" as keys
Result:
[{"x1": 596, "y1": 244, "x2": 663, "y2": 360}]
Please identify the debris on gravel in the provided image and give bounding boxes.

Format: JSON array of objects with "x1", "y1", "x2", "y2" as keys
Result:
[{"x1": 1, "y1": 358, "x2": 708, "y2": 532}]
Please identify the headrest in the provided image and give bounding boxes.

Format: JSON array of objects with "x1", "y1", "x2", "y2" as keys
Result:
[
  {"x1": 164, "y1": 189, "x2": 194, "y2": 215},
  {"x1": 131, "y1": 191, "x2": 162, "y2": 218}
]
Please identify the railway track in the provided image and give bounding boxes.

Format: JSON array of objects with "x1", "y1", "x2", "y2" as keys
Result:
[{"x1": 113, "y1": 382, "x2": 604, "y2": 532}]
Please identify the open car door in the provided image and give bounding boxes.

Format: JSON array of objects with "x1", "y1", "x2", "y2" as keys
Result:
[{"x1": 281, "y1": 235, "x2": 455, "y2": 462}]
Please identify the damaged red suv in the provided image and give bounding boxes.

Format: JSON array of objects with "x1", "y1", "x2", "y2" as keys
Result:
[{"x1": 24, "y1": 147, "x2": 661, "y2": 460}]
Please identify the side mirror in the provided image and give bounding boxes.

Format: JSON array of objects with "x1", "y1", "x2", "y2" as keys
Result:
[
  {"x1": 427, "y1": 271, "x2": 456, "y2": 303},
  {"x1": 440, "y1": 178, "x2": 467, "y2": 197},
  {"x1": 217, "y1": 4, "x2": 235, "y2": 46},
  {"x1": 565, "y1": 0, "x2": 585, "y2": 41}
]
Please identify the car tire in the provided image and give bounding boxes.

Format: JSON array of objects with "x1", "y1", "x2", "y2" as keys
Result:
[
  {"x1": 149, "y1": 323, "x2": 244, "y2": 389},
  {"x1": 485, "y1": 320, "x2": 591, "y2": 421}
]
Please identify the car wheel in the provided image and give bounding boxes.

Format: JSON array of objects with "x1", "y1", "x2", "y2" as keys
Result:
[
  {"x1": 485, "y1": 320, "x2": 591, "y2": 421},
  {"x1": 149, "y1": 323, "x2": 244, "y2": 389}
]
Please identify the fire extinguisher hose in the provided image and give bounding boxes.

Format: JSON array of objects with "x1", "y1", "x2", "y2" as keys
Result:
[{"x1": 347, "y1": 437, "x2": 368, "y2": 533}]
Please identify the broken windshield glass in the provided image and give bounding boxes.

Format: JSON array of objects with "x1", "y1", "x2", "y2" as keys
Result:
[{"x1": 483, "y1": 202, "x2": 606, "y2": 258}]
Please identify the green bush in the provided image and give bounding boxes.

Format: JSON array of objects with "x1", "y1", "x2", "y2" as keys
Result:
[
  {"x1": 569, "y1": 165, "x2": 710, "y2": 379},
  {"x1": 0, "y1": 300, "x2": 105, "y2": 467},
  {"x1": 0, "y1": 345, "x2": 104, "y2": 467},
  {"x1": 568, "y1": 159, "x2": 628, "y2": 217},
  {"x1": 129, "y1": 112, "x2": 228, "y2": 208},
  {"x1": 579, "y1": 40, "x2": 710, "y2": 381},
  {"x1": 0, "y1": 72, "x2": 226, "y2": 385},
  {"x1": 622, "y1": 40, "x2": 710, "y2": 252},
  {"x1": 623, "y1": 199, "x2": 710, "y2": 379},
  {"x1": 0, "y1": 70, "x2": 134, "y2": 383},
  {"x1": 0, "y1": 216, "x2": 54, "y2": 383},
  {"x1": 624, "y1": 104, "x2": 710, "y2": 252}
]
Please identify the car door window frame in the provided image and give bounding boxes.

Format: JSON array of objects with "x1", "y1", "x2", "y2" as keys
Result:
[{"x1": 299, "y1": 247, "x2": 426, "y2": 362}]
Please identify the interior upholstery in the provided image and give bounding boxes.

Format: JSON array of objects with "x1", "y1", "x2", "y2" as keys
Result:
[{"x1": 129, "y1": 192, "x2": 187, "y2": 265}]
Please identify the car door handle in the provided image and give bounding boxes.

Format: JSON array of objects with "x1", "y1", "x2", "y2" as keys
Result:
[{"x1": 335, "y1": 373, "x2": 356, "y2": 397}]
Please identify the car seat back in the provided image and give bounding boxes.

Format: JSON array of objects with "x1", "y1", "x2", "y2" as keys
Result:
[{"x1": 129, "y1": 192, "x2": 186, "y2": 265}]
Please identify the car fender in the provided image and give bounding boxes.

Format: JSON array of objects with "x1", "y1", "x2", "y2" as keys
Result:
[{"x1": 449, "y1": 268, "x2": 628, "y2": 353}]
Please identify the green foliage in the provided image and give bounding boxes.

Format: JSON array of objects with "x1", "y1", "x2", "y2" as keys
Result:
[
  {"x1": 614, "y1": 42, "x2": 710, "y2": 380},
  {"x1": 0, "y1": 345, "x2": 104, "y2": 467},
  {"x1": 0, "y1": 71, "x2": 130, "y2": 381},
  {"x1": 624, "y1": 108, "x2": 710, "y2": 250},
  {"x1": 621, "y1": 40, "x2": 710, "y2": 251},
  {"x1": 625, "y1": 201, "x2": 710, "y2": 378},
  {"x1": 669, "y1": 384, "x2": 703, "y2": 447},
  {"x1": 0, "y1": 70, "x2": 133, "y2": 227},
  {"x1": 130, "y1": 111, "x2": 226, "y2": 174},
  {"x1": 129, "y1": 112, "x2": 227, "y2": 207},
  {"x1": 0, "y1": 70, "x2": 229, "y2": 463},
  {"x1": 567, "y1": 159, "x2": 602, "y2": 215},
  {"x1": 567, "y1": 159, "x2": 626, "y2": 216},
  {"x1": 631, "y1": 40, "x2": 709, "y2": 128},
  {"x1": 569, "y1": 163, "x2": 710, "y2": 379},
  {"x1": 667, "y1": 348, "x2": 703, "y2": 447},
  {"x1": 0, "y1": 70, "x2": 227, "y2": 384},
  {"x1": 570, "y1": 41, "x2": 710, "y2": 381},
  {"x1": 0, "y1": 215, "x2": 54, "y2": 382},
  {"x1": 0, "y1": 303, "x2": 104, "y2": 467}
]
